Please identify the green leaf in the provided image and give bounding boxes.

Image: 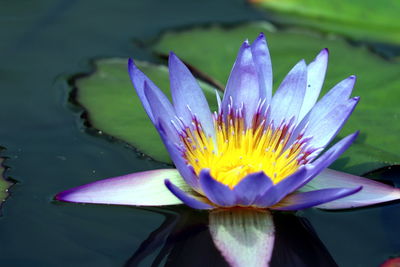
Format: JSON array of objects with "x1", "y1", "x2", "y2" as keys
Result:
[
  {"x1": 152, "y1": 23, "x2": 400, "y2": 174},
  {"x1": 209, "y1": 209, "x2": 275, "y2": 267},
  {"x1": 76, "y1": 59, "x2": 218, "y2": 163},
  {"x1": 76, "y1": 23, "x2": 400, "y2": 174},
  {"x1": 250, "y1": 0, "x2": 400, "y2": 45},
  {"x1": 0, "y1": 158, "x2": 11, "y2": 206}
]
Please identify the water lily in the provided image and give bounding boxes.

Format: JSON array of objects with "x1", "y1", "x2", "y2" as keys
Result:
[{"x1": 56, "y1": 33, "x2": 400, "y2": 267}]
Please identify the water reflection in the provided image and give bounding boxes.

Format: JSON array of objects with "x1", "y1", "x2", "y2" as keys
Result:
[
  {"x1": 125, "y1": 207, "x2": 338, "y2": 267},
  {"x1": 271, "y1": 213, "x2": 337, "y2": 267}
]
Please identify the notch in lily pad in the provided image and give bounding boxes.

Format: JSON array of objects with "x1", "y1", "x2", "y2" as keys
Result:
[{"x1": 72, "y1": 59, "x2": 220, "y2": 163}]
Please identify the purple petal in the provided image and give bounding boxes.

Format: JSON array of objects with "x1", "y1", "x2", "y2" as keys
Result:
[
  {"x1": 143, "y1": 81, "x2": 179, "y2": 143},
  {"x1": 311, "y1": 75, "x2": 356, "y2": 118},
  {"x1": 128, "y1": 59, "x2": 169, "y2": 124},
  {"x1": 209, "y1": 209, "x2": 275, "y2": 267},
  {"x1": 284, "y1": 133, "x2": 358, "y2": 196},
  {"x1": 251, "y1": 33, "x2": 272, "y2": 105},
  {"x1": 254, "y1": 167, "x2": 309, "y2": 207},
  {"x1": 270, "y1": 60, "x2": 307, "y2": 125},
  {"x1": 272, "y1": 186, "x2": 362, "y2": 211},
  {"x1": 233, "y1": 171, "x2": 273, "y2": 206},
  {"x1": 55, "y1": 169, "x2": 188, "y2": 206},
  {"x1": 307, "y1": 97, "x2": 359, "y2": 149},
  {"x1": 157, "y1": 122, "x2": 200, "y2": 190},
  {"x1": 298, "y1": 49, "x2": 329, "y2": 121},
  {"x1": 199, "y1": 169, "x2": 236, "y2": 207},
  {"x1": 293, "y1": 75, "x2": 356, "y2": 140},
  {"x1": 168, "y1": 53, "x2": 214, "y2": 137},
  {"x1": 292, "y1": 76, "x2": 357, "y2": 149},
  {"x1": 165, "y1": 179, "x2": 214, "y2": 210},
  {"x1": 307, "y1": 132, "x2": 359, "y2": 179},
  {"x1": 222, "y1": 40, "x2": 260, "y2": 126},
  {"x1": 300, "y1": 169, "x2": 400, "y2": 209}
]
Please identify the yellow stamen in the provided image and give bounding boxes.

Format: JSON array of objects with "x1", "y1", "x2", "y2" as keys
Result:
[{"x1": 180, "y1": 114, "x2": 305, "y2": 189}]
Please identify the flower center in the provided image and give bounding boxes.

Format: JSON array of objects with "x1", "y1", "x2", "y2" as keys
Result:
[{"x1": 179, "y1": 107, "x2": 311, "y2": 189}]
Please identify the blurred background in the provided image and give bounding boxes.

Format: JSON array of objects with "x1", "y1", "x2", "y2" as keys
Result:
[{"x1": 0, "y1": 0, "x2": 399, "y2": 266}]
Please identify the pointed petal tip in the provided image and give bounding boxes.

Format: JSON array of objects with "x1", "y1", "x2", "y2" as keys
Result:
[
  {"x1": 308, "y1": 48, "x2": 328, "y2": 68},
  {"x1": 55, "y1": 184, "x2": 87, "y2": 203},
  {"x1": 292, "y1": 59, "x2": 307, "y2": 70},
  {"x1": 352, "y1": 130, "x2": 360, "y2": 139},
  {"x1": 338, "y1": 185, "x2": 364, "y2": 200},
  {"x1": 54, "y1": 186, "x2": 88, "y2": 204},
  {"x1": 342, "y1": 75, "x2": 357, "y2": 87},
  {"x1": 127, "y1": 58, "x2": 137, "y2": 72},
  {"x1": 127, "y1": 57, "x2": 134, "y2": 66},
  {"x1": 168, "y1": 51, "x2": 178, "y2": 60},
  {"x1": 344, "y1": 185, "x2": 364, "y2": 198},
  {"x1": 252, "y1": 33, "x2": 268, "y2": 49},
  {"x1": 281, "y1": 58, "x2": 307, "y2": 77},
  {"x1": 320, "y1": 48, "x2": 329, "y2": 56},
  {"x1": 242, "y1": 39, "x2": 250, "y2": 48},
  {"x1": 168, "y1": 51, "x2": 181, "y2": 67},
  {"x1": 255, "y1": 32, "x2": 266, "y2": 41},
  {"x1": 312, "y1": 48, "x2": 329, "y2": 63},
  {"x1": 54, "y1": 190, "x2": 70, "y2": 202},
  {"x1": 164, "y1": 178, "x2": 172, "y2": 187},
  {"x1": 164, "y1": 179, "x2": 178, "y2": 195},
  {"x1": 342, "y1": 131, "x2": 359, "y2": 145}
]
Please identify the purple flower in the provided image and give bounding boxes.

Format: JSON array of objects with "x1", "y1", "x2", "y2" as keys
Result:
[{"x1": 56, "y1": 33, "x2": 400, "y2": 267}]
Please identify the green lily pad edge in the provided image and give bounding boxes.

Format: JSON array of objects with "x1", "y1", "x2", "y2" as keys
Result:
[
  {"x1": 73, "y1": 22, "x2": 400, "y2": 176},
  {"x1": 0, "y1": 158, "x2": 12, "y2": 209},
  {"x1": 250, "y1": 0, "x2": 400, "y2": 45},
  {"x1": 74, "y1": 59, "x2": 219, "y2": 163}
]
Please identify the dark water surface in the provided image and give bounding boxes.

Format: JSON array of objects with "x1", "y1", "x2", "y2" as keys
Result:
[{"x1": 0, "y1": 1, "x2": 399, "y2": 266}]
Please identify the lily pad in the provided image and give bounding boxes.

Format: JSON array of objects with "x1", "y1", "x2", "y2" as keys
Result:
[
  {"x1": 152, "y1": 23, "x2": 400, "y2": 175},
  {"x1": 250, "y1": 0, "x2": 400, "y2": 45},
  {"x1": 76, "y1": 23, "x2": 400, "y2": 175},
  {"x1": 75, "y1": 59, "x2": 219, "y2": 162},
  {"x1": 0, "y1": 158, "x2": 11, "y2": 207}
]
